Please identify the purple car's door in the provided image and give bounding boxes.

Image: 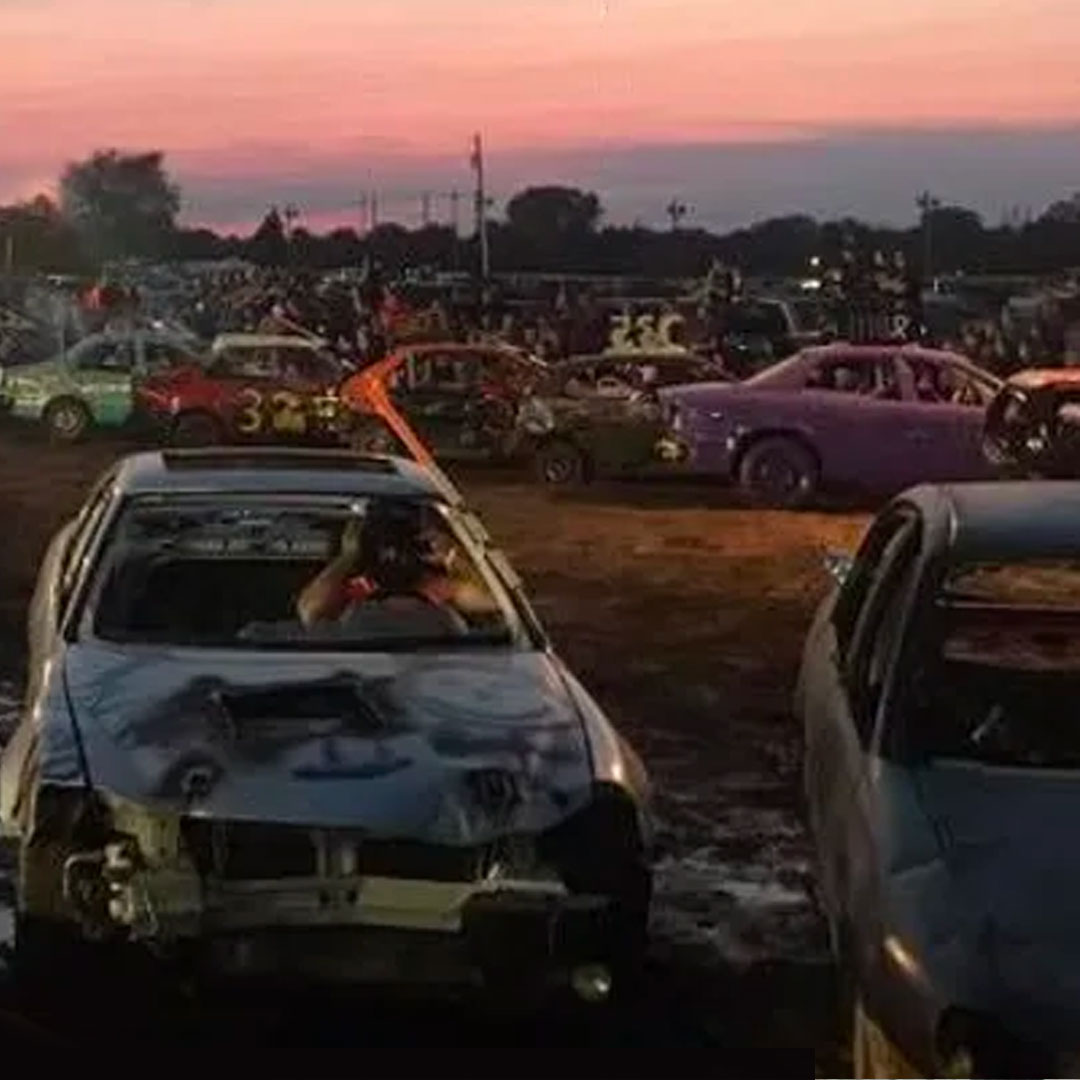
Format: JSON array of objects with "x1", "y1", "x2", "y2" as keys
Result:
[
  {"x1": 803, "y1": 392, "x2": 931, "y2": 493},
  {"x1": 796, "y1": 352, "x2": 926, "y2": 494},
  {"x1": 888, "y1": 356, "x2": 996, "y2": 485}
]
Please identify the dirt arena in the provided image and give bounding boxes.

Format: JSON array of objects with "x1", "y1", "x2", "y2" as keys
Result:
[{"x1": 0, "y1": 428, "x2": 871, "y2": 1070}]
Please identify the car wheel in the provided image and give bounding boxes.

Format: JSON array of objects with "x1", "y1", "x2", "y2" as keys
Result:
[
  {"x1": 534, "y1": 440, "x2": 588, "y2": 485},
  {"x1": 737, "y1": 436, "x2": 818, "y2": 508},
  {"x1": 43, "y1": 398, "x2": 91, "y2": 444},
  {"x1": 171, "y1": 411, "x2": 221, "y2": 447}
]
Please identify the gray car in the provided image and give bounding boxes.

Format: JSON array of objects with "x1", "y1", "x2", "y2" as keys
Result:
[
  {"x1": 797, "y1": 481, "x2": 1080, "y2": 1077},
  {"x1": 0, "y1": 447, "x2": 653, "y2": 1007}
]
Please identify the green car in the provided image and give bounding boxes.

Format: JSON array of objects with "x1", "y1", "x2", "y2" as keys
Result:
[{"x1": 0, "y1": 328, "x2": 203, "y2": 442}]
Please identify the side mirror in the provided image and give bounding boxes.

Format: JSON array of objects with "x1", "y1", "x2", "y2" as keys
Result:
[{"x1": 824, "y1": 550, "x2": 854, "y2": 586}]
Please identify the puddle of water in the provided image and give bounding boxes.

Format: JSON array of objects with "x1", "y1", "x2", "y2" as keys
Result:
[{"x1": 646, "y1": 737, "x2": 826, "y2": 969}]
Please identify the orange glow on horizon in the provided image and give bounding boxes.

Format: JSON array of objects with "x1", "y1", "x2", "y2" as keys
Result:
[{"x1": 2, "y1": 0, "x2": 1078, "y2": 220}]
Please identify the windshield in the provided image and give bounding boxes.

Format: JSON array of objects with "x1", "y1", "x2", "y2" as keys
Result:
[
  {"x1": 910, "y1": 560, "x2": 1080, "y2": 767},
  {"x1": 743, "y1": 353, "x2": 807, "y2": 388},
  {"x1": 86, "y1": 496, "x2": 520, "y2": 651}
]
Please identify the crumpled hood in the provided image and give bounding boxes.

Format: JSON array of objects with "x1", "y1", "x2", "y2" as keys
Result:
[
  {"x1": 916, "y1": 763, "x2": 1080, "y2": 1036},
  {"x1": 54, "y1": 643, "x2": 595, "y2": 844}
]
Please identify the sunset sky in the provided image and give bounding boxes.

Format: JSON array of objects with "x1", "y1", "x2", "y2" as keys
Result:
[{"x1": 2, "y1": 0, "x2": 1078, "y2": 231}]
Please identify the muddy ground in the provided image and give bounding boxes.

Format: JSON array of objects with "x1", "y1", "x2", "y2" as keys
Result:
[{"x1": 0, "y1": 429, "x2": 870, "y2": 1071}]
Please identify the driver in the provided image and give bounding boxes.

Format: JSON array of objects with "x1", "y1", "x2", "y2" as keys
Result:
[{"x1": 296, "y1": 500, "x2": 496, "y2": 629}]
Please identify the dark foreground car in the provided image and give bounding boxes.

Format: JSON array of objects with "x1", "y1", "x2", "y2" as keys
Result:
[
  {"x1": 0, "y1": 448, "x2": 653, "y2": 1009},
  {"x1": 982, "y1": 368, "x2": 1080, "y2": 478},
  {"x1": 798, "y1": 481, "x2": 1080, "y2": 1077},
  {"x1": 659, "y1": 345, "x2": 1001, "y2": 506}
]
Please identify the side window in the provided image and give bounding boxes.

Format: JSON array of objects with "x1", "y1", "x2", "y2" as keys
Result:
[
  {"x1": 425, "y1": 354, "x2": 467, "y2": 392},
  {"x1": 59, "y1": 481, "x2": 117, "y2": 611},
  {"x1": 144, "y1": 340, "x2": 195, "y2": 375},
  {"x1": 833, "y1": 509, "x2": 918, "y2": 655},
  {"x1": 844, "y1": 521, "x2": 921, "y2": 745},
  {"x1": 217, "y1": 349, "x2": 281, "y2": 380},
  {"x1": 808, "y1": 357, "x2": 899, "y2": 399},
  {"x1": 76, "y1": 339, "x2": 135, "y2": 372},
  {"x1": 297, "y1": 353, "x2": 340, "y2": 385}
]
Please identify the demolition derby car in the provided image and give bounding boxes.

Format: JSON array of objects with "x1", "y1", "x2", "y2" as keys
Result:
[
  {"x1": 0, "y1": 326, "x2": 203, "y2": 442},
  {"x1": 346, "y1": 342, "x2": 549, "y2": 464},
  {"x1": 137, "y1": 334, "x2": 355, "y2": 447},
  {"x1": 518, "y1": 350, "x2": 726, "y2": 485},
  {"x1": 982, "y1": 368, "x2": 1080, "y2": 478},
  {"x1": 799, "y1": 482, "x2": 1080, "y2": 1077},
  {"x1": 658, "y1": 345, "x2": 1001, "y2": 506},
  {"x1": 0, "y1": 447, "x2": 653, "y2": 1006}
]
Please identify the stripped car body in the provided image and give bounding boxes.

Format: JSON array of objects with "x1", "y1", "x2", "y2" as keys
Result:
[
  {"x1": 342, "y1": 343, "x2": 548, "y2": 465},
  {"x1": 0, "y1": 448, "x2": 652, "y2": 998},
  {"x1": 798, "y1": 482, "x2": 1080, "y2": 1077}
]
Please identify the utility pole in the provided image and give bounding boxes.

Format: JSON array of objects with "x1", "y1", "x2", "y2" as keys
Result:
[
  {"x1": 3, "y1": 234, "x2": 13, "y2": 280},
  {"x1": 370, "y1": 190, "x2": 379, "y2": 231},
  {"x1": 357, "y1": 194, "x2": 369, "y2": 236},
  {"x1": 470, "y1": 133, "x2": 490, "y2": 282},
  {"x1": 443, "y1": 190, "x2": 462, "y2": 235},
  {"x1": 442, "y1": 190, "x2": 463, "y2": 273},
  {"x1": 916, "y1": 191, "x2": 941, "y2": 283}
]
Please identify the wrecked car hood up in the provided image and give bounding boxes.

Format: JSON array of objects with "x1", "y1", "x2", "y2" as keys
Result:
[{"x1": 51, "y1": 643, "x2": 594, "y2": 844}]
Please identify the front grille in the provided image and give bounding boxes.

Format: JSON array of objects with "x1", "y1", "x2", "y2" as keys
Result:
[{"x1": 182, "y1": 819, "x2": 489, "y2": 882}]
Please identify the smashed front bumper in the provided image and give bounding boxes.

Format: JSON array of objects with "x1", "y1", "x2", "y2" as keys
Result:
[
  {"x1": 58, "y1": 815, "x2": 627, "y2": 995},
  {"x1": 197, "y1": 879, "x2": 619, "y2": 990}
]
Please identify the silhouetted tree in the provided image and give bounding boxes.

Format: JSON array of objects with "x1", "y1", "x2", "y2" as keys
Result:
[
  {"x1": 247, "y1": 207, "x2": 288, "y2": 267},
  {"x1": 506, "y1": 186, "x2": 603, "y2": 238},
  {"x1": 1042, "y1": 193, "x2": 1080, "y2": 225},
  {"x1": 60, "y1": 149, "x2": 180, "y2": 261},
  {"x1": 0, "y1": 195, "x2": 88, "y2": 273}
]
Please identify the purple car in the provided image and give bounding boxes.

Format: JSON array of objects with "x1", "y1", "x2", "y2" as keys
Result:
[{"x1": 657, "y1": 345, "x2": 1003, "y2": 506}]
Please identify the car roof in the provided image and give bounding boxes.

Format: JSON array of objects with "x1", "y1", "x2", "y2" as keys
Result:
[
  {"x1": 396, "y1": 341, "x2": 543, "y2": 360},
  {"x1": 564, "y1": 351, "x2": 698, "y2": 366},
  {"x1": 1006, "y1": 368, "x2": 1080, "y2": 391},
  {"x1": 211, "y1": 334, "x2": 324, "y2": 351},
  {"x1": 110, "y1": 448, "x2": 459, "y2": 504},
  {"x1": 903, "y1": 481, "x2": 1080, "y2": 563},
  {"x1": 800, "y1": 343, "x2": 973, "y2": 364}
]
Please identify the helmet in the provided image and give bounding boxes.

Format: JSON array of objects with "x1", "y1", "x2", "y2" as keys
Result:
[{"x1": 360, "y1": 500, "x2": 432, "y2": 593}]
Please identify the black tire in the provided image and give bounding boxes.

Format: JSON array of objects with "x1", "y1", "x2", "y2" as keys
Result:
[
  {"x1": 171, "y1": 411, "x2": 222, "y2": 447},
  {"x1": 534, "y1": 439, "x2": 588, "y2": 486},
  {"x1": 42, "y1": 398, "x2": 91, "y2": 444},
  {"x1": 737, "y1": 435, "x2": 818, "y2": 508}
]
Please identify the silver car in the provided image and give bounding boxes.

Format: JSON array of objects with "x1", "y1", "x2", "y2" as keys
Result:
[
  {"x1": 0, "y1": 447, "x2": 653, "y2": 1007},
  {"x1": 798, "y1": 481, "x2": 1080, "y2": 1078}
]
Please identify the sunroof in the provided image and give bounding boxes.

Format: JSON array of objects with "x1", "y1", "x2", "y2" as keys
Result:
[{"x1": 160, "y1": 449, "x2": 397, "y2": 474}]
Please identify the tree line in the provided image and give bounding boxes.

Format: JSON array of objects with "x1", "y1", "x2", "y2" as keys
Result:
[{"x1": 2, "y1": 149, "x2": 1079, "y2": 281}]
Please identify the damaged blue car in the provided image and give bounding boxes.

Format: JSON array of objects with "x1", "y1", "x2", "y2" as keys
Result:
[
  {"x1": 0, "y1": 447, "x2": 653, "y2": 1010},
  {"x1": 798, "y1": 481, "x2": 1080, "y2": 1078}
]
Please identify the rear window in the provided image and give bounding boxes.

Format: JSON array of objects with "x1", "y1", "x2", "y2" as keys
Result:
[
  {"x1": 944, "y1": 560, "x2": 1080, "y2": 610},
  {"x1": 85, "y1": 497, "x2": 517, "y2": 651},
  {"x1": 907, "y1": 560, "x2": 1080, "y2": 766}
]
